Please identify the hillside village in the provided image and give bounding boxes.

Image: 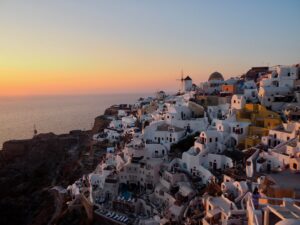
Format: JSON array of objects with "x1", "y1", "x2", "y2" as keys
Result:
[{"x1": 67, "y1": 63, "x2": 300, "y2": 225}]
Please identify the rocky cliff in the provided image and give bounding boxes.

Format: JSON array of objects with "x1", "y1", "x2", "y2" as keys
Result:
[
  {"x1": 91, "y1": 115, "x2": 111, "y2": 134},
  {"x1": 0, "y1": 108, "x2": 114, "y2": 225},
  {"x1": 0, "y1": 131, "x2": 92, "y2": 225}
]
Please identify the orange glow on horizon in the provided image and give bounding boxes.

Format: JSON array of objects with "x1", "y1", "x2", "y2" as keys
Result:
[
  {"x1": 0, "y1": 68, "x2": 183, "y2": 96},
  {"x1": 0, "y1": 58, "x2": 227, "y2": 96},
  {"x1": 0, "y1": 1, "x2": 299, "y2": 96},
  {"x1": 0, "y1": 29, "x2": 239, "y2": 96},
  {"x1": 0, "y1": 29, "x2": 244, "y2": 96},
  {"x1": 0, "y1": 66, "x2": 239, "y2": 96}
]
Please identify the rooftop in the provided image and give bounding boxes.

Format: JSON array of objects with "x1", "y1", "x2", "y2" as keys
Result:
[
  {"x1": 157, "y1": 124, "x2": 185, "y2": 132},
  {"x1": 268, "y1": 204, "x2": 300, "y2": 220},
  {"x1": 272, "y1": 125, "x2": 293, "y2": 134},
  {"x1": 208, "y1": 196, "x2": 236, "y2": 213},
  {"x1": 184, "y1": 76, "x2": 192, "y2": 81},
  {"x1": 266, "y1": 169, "x2": 300, "y2": 189}
]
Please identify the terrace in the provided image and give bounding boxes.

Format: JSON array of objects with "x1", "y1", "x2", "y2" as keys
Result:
[{"x1": 94, "y1": 208, "x2": 133, "y2": 225}]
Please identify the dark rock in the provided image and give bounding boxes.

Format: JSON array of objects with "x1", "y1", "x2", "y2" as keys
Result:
[
  {"x1": 91, "y1": 115, "x2": 111, "y2": 134},
  {"x1": 0, "y1": 130, "x2": 92, "y2": 225}
]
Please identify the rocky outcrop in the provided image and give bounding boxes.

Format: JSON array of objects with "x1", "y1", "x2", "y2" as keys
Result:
[
  {"x1": 0, "y1": 131, "x2": 92, "y2": 225},
  {"x1": 104, "y1": 107, "x2": 119, "y2": 116},
  {"x1": 103, "y1": 104, "x2": 131, "y2": 117},
  {"x1": 1, "y1": 139, "x2": 31, "y2": 161},
  {"x1": 0, "y1": 107, "x2": 116, "y2": 225},
  {"x1": 91, "y1": 115, "x2": 111, "y2": 134}
]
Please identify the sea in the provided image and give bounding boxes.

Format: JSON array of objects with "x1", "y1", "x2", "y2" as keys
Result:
[{"x1": 0, "y1": 93, "x2": 150, "y2": 149}]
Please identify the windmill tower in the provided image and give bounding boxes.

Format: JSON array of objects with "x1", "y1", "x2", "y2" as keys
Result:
[
  {"x1": 176, "y1": 70, "x2": 184, "y2": 94},
  {"x1": 183, "y1": 76, "x2": 193, "y2": 92}
]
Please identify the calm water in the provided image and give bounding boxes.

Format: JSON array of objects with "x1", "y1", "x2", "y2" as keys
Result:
[{"x1": 0, "y1": 93, "x2": 149, "y2": 149}]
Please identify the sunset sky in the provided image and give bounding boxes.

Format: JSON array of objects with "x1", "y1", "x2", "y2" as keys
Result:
[{"x1": 0, "y1": 0, "x2": 299, "y2": 96}]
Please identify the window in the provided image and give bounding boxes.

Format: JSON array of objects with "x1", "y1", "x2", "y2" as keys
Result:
[
  {"x1": 215, "y1": 137, "x2": 218, "y2": 142},
  {"x1": 293, "y1": 163, "x2": 297, "y2": 170},
  {"x1": 209, "y1": 138, "x2": 212, "y2": 142}
]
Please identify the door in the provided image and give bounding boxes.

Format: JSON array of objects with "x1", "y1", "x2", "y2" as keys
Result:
[{"x1": 213, "y1": 161, "x2": 217, "y2": 170}]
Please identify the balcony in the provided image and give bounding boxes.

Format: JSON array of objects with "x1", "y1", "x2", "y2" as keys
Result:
[{"x1": 152, "y1": 153, "x2": 164, "y2": 158}]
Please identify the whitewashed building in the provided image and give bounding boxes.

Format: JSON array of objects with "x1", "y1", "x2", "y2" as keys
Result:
[{"x1": 258, "y1": 65, "x2": 299, "y2": 111}]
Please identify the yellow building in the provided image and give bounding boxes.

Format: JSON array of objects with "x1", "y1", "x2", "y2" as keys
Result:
[{"x1": 236, "y1": 104, "x2": 282, "y2": 148}]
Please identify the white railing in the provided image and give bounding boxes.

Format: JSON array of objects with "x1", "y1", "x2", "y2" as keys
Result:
[
  {"x1": 246, "y1": 194, "x2": 300, "y2": 225},
  {"x1": 246, "y1": 193, "x2": 261, "y2": 225}
]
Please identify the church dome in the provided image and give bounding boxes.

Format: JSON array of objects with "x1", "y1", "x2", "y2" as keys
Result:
[{"x1": 208, "y1": 72, "x2": 224, "y2": 81}]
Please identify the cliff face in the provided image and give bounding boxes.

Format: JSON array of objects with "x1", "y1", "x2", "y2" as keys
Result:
[
  {"x1": 0, "y1": 131, "x2": 91, "y2": 225},
  {"x1": 103, "y1": 107, "x2": 119, "y2": 116},
  {"x1": 91, "y1": 115, "x2": 111, "y2": 134},
  {"x1": 1, "y1": 139, "x2": 31, "y2": 160},
  {"x1": 0, "y1": 108, "x2": 115, "y2": 225}
]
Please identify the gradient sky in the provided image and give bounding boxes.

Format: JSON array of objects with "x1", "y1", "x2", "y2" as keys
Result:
[{"x1": 0, "y1": 0, "x2": 299, "y2": 96}]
